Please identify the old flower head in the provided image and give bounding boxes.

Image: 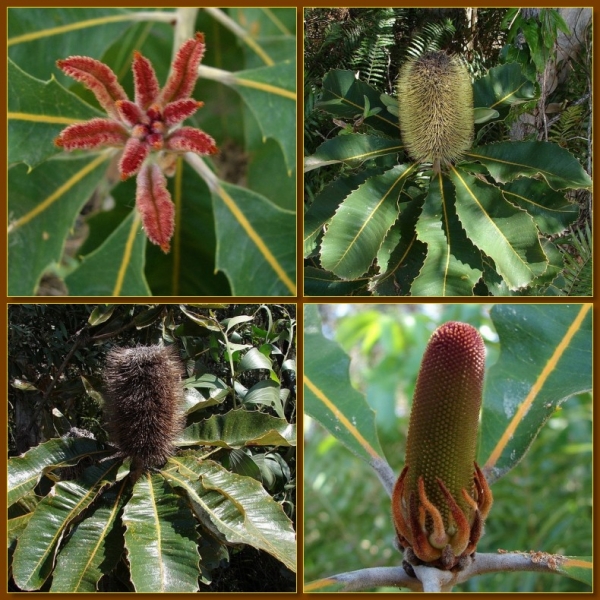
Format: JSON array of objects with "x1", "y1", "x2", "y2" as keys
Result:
[
  {"x1": 54, "y1": 32, "x2": 217, "y2": 253},
  {"x1": 392, "y1": 322, "x2": 492, "y2": 572}
]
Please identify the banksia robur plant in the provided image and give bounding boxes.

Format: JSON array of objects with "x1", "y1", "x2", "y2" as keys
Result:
[
  {"x1": 392, "y1": 322, "x2": 492, "y2": 572},
  {"x1": 397, "y1": 51, "x2": 473, "y2": 173},
  {"x1": 103, "y1": 345, "x2": 185, "y2": 474}
]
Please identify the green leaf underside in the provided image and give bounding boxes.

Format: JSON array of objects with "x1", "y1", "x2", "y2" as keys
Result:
[
  {"x1": 8, "y1": 155, "x2": 109, "y2": 296},
  {"x1": 64, "y1": 210, "x2": 151, "y2": 296},
  {"x1": 177, "y1": 409, "x2": 295, "y2": 448},
  {"x1": 304, "y1": 171, "x2": 372, "y2": 259},
  {"x1": 164, "y1": 458, "x2": 296, "y2": 572},
  {"x1": 321, "y1": 164, "x2": 414, "y2": 280},
  {"x1": 304, "y1": 305, "x2": 384, "y2": 462},
  {"x1": 8, "y1": 437, "x2": 103, "y2": 506},
  {"x1": 412, "y1": 174, "x2": 483, "y2": 295},
  {"x1": 8, "y1": 58, "x2": 103, "y2": 169},
  {"x1": 123, "y1": 474, "x2": 199, "y2": 592},
  {"x1": 449, "y1": 167, "x2": 548, "y2": 290},
  {"x1": 318, "y1": 69, "x2": 401, "y2": 136},
  {"x1": 481, "y1": 304, "x2": 592, "y2": 482},
  {"x1": 12, "y1": 460, "x2": 120, "y2": 591},
  {"x1": 466, "y1": 141, "x2": 592, "y2": 190},
  {"x1": 50, "y1": 479, "x2": 128, "y2": 592},
  {"x1": 304, "y1": 134, "x2": 402, "y2": 172},
  {"x1": 501, "y1": 178, "x2": 579, "y2": 235},
  {"x1": 232, "y1": 61, "x2": 296, "y2": 173},
  {"x1": 212, "y1": 182, "x2": 296, "y2": 296}
]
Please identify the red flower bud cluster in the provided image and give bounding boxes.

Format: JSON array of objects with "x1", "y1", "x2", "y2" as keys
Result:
[{"x1": 55, "y1": 32, "x2": 217, "y2": 253}]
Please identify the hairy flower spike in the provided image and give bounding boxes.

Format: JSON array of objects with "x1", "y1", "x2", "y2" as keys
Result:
[
  {"x1": 392, "y1": 322, "x2": 492, "y2": 571},
  {"x1": 398, "y1": 51, "x2": 473, "y2": 173},
  {"x1": 54, "y1": 32, "x2": 217, "y2": 253}
]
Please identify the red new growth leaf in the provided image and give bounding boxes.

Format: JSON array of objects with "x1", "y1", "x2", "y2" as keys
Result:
[
  {"x1": 163, "y1": 99, "x2": 203, "y2": 127},
  {"x1": 136, "y1": 163, "x2": 175, "y2": 253},
  {"x1": 158, "y1": 32, "x2": 205, "y2": 106},
  {"x1": 57, "y1": 56, "x2": 127, "y2": 119},
  {"x1": 120, "y1": 137, "x2": 150, "y2": 179},
  {"x1": 132, "y1": 51, "x2": 160, "y2": 110},
  {"x1": 166, "y1": 127, "x2": 217, "y2": 155},
  {"x1": 115, "y1": 100, "x2": 146, "y2": 128},
  {"x1": 54, "y1": 118, "x2": 129, "y2": 149}
]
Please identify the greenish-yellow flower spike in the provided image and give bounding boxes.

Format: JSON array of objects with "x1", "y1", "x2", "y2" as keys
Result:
[
  {"x1": 398, "y1": 52, "x2": 473, "y2": 171},
  {"x1": 392, "y1": 322, "x2": 492, "y2": 571}
]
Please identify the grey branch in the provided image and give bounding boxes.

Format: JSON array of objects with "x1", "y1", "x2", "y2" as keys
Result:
[{"x1": 321, "y1": 551, "x2": 569, "y2": 592}]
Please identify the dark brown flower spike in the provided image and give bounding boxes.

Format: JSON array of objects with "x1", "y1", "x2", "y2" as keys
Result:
[{"x1": 392, "y1": 321, "x2": 493, "y2": 571}]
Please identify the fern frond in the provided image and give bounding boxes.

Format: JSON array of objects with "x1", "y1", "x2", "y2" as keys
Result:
[
  {"x1": 550, "y1": 221, "x2": 592, "y2": 296},
  {"x1": 405, "y1": 19, "x2": 456, "y2": 59}
]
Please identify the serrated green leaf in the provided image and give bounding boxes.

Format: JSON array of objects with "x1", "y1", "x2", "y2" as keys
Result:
[
  {"x1": 304, "y1": 266, "x2": 367, "y2": 296},
  {"x1": 8, "y1": 59, "x2": 103, "y2": 169},
  {"x1": 165, "y1": 458, "x2": 296, "y2": 572},
  {"x1": 473, "y1": 62, "x2": 538, "y2": 120},
  {"x1": 12, "y1": 460, "x2": 119, "y2": 591},
  {"x1": 318, "y1": 70, "x2": 400, "y2": 137},
  {"x1": 64, "y1": 210, "x2": 151, "y2": 296},
  {"x1": 481, "y1": 304, "x2": 592, "y2": 482},
  {"x1": 412, "y1": 173, "x2": 483, "y2": 296},
  {"x1": 304, "y1": 305, "x2": 384, "y2": 463},
  {"x1": 304, "y1": 171, "x2": 372, "y2": 259},
  {"x1": 8, "y1": 8, "x2": 142, "y2": 81},
  {"x1": 321, "y1": 164, "x2": 415, "y2": 280},
  {"x1": 449, "y1": 167, "x2": 548, "y2": 290},
  {"x1": 229, "y1": 61, "x2": 296, "y2": 173},
  {"x1": 501, "y1": 178, "x2": 579, "y2": 235},
  {"x1": 466, "y1": 141, "x2": 592, "y2": 190},
  {"x1": 304, "y1": 134, "x2": 403, "y2": 172},
  {"x1": 123, "y1": 474, "x2": 199, "y2": 592},
  {"x1": 212, "y1": 181, "x2": 296, "y2": 296},
  {"x1": 370, "y1": 196, "x2": 426, "y2": 296},
  {"x1": 8, "y1": 437, "x2": 104, "y2": 506},
  {"x1": 8, "y1": 154, "x2": 110, "y2": 296},
  {"x1": 178, "y1": 409, "x2": 295, "y2": 448},
  {"x1": 50, "y1": 479, "x2": 128, "y2": 592}
]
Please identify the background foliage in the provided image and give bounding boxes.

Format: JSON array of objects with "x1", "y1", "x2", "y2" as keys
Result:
[
  {"x1": 9, "y1": 8, "x2": 296, "y2": 296},
  {"x1": 8, "y1": 303, "x2": 296, "y2": 591},
  {"x1": 304, "y1": 304, "x2": 591, "y2": 591}
]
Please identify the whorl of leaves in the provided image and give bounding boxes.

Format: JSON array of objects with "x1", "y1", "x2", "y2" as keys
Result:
[{"x1": 103, "y1": 345, "x2": 185, "y2": 469}]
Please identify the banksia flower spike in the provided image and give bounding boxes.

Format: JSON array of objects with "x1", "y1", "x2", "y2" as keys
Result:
[
  {"x1": 54, "y1": 33, "x2": 217, "y2": 253},
  {"x1": 103, "y1": 345, "x2": 186, "y2": 477},
  {"x1": 392, "y1": 322, "x2": 492, "y2": 572},
  {"x1": 397, "y1": 51, "x2": 473, "y2": 174}
]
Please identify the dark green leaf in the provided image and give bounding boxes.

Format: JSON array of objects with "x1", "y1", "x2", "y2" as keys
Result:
[
  {"x1": 321, "y1": 164, "x2": 415, "y2": 279},
  {"x1": 123, "y1": 474, "x2": 199, "y2": 592},
  {"x1": 466, "y1": 141, "x2": 592, "y2": 190},
  {"x1": 178, "y1": 409, "x2": 295, "y2": 448}
]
